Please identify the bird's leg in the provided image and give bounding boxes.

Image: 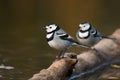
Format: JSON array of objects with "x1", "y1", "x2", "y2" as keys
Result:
[
  {"x1": 57, "y1": 51, "x2": 63, "y2": 59},
  {"x1": 61, "y1": 49, "x2": 67, "y2": 58},
  {"x1": 56, "y1": 49, "x2": 67, "y2": 59},
  {"x1": 91, "y1": 46, "x2": 107, "y2": 61}
]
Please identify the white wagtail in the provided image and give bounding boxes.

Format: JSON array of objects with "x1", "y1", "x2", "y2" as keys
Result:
[
  {"x1": 76, "y1": 21, "x2": 116, "y2": 47},
  {"x1": 43, "y1": 23, "x2": 91, "y2": 58}
]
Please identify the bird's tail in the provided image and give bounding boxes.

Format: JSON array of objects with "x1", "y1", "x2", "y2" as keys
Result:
[
  {"x1": 101, "y1": 36, "x2": 116, "y2": 41},
  {"x1": 72, "y1": 41, "x2": 92, "y2": 50}
]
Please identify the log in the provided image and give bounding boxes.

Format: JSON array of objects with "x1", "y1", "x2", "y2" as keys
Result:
[
  {"x1": 29, "y1": 55, "x2": 77, "y2": 80},
  {"x1": 29, "y1": 28, "x2": 120, "y2": 80},
  {"x1": 69, "y1": 59, "x2": 120, "y2": 80}
]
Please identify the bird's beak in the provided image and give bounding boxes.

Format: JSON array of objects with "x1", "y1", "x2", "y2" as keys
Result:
[
  {"x1": 42, "y1": 26, "x2": 46, "y2": 30},
  {"x1": 78, "y1": 26, "x2": 81, "y2": 29}
]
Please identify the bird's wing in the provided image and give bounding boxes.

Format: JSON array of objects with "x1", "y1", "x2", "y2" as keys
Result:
[
  {"x1": 56, "y1": 30, "x2": 76, "y2": 42},
  {"x1": 90, "y1": 29, "x2": 116, "y2": 40},
  {"x1": 57, "y1": 33, "x2": 73, "y2": 40}
]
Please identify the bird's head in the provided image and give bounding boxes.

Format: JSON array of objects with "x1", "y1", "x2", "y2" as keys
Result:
[
  {"x1": 79, "y1": 21, "x2": 91, "y2": 31},
  {"x1": 43, "y1": 23, "x2": 60, "y2": 33}
]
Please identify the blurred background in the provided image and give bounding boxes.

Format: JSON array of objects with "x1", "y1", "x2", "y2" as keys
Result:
[{"x1": 0, "y1": 0, "x2": 120, "y2": 80}]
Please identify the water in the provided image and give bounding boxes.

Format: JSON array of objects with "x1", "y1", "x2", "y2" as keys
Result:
[{"x1": 0, "y1": 0, "x2": 120, "y2": 80}]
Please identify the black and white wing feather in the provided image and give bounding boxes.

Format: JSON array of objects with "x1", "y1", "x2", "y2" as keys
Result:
[
  {"x1": 90, "y1": 29, "x2": 116, "y2": 40},
  {"x1": 56, "y1": 31, "x2": 76, "y2": 43}
]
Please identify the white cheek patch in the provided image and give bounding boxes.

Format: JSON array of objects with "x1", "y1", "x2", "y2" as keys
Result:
[
  {"x1": 47, "y1": 28, "x2": 54, "y2": 33},
  {"x1": 79, "y1": 23, "x2": 90, "y2": 31},
  {"x1": 82, "y1": 26, "x2": 90, "y2": 31},
  {"x1": 78, "y1": 31, "x2": 89, "y2": 38},
  {"x1": 46, "y1": 25, "x2": 57, "y2": 33},
  {"x1": 46, "y1": 33, "x2": 53, "y2": 38}
]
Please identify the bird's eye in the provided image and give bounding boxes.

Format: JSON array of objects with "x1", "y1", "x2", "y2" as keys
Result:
[{"x1": 49, "y1": 27, "x2": 52, "y2": 28}]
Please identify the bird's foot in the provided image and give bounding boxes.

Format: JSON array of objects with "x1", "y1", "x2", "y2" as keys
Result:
[{"x1": 56, "y1": 55, "x2": 64, "y2": 60}]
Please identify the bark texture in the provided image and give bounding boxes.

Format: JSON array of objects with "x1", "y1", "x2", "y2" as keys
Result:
[{"x1": 29, "y1": 56, "x2": 77, "y2": 80}]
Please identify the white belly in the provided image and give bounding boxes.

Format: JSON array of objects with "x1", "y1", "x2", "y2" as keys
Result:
[
  {"x1": 48, "y1": 36, "x2": 72, "y2": 50},
  {"x1": 77, "y1": 36, "x2": 100, "y2": 46}
]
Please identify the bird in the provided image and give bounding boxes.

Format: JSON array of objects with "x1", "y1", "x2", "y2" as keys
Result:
[
  {"x1": 76, "y1": 21, "x2": 116, "y2": 47},
  {"x1": 43, "y1": 23, "x2": 91, "y2": 59}
]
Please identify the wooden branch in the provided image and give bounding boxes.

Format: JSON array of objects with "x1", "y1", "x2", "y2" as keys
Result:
[
  {"x1": 29, "y1": 56, "x2": 77, "y2": 80},
  {"x1": 68, "y1": 59, "x2": 120, "y2": 80},
  {"x1": 29, "y1": 28, "x2": 120, "y2": 80}
]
